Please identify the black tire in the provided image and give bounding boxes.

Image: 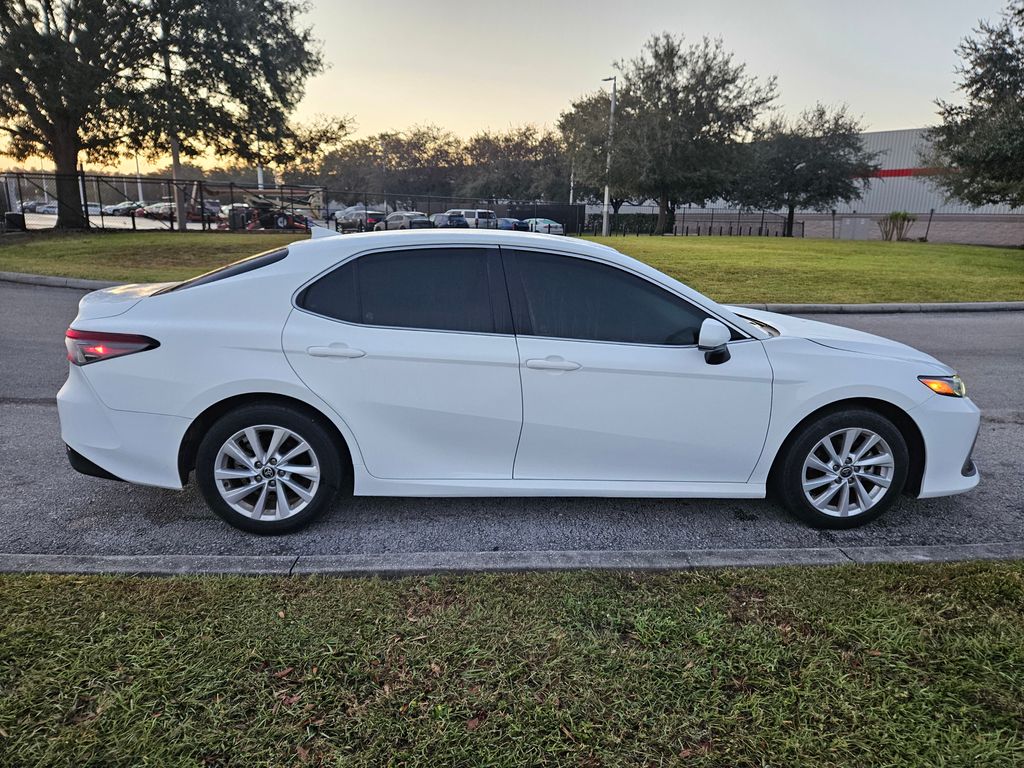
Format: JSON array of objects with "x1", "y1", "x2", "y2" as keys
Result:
[
  {"x1": 196, "y1": 403, "x2": 343, "y2": 534},
  {"x1": 775, "y1": 408, "x2": 908, "y2": 529}
]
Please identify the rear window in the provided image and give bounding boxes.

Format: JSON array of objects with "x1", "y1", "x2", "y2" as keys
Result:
[
  {"x1": 156, "y1": 248, "x2": 288, "y2": 294},
  {"x1": 478, "y1": 211, "x2": 496, "y2": 219}
]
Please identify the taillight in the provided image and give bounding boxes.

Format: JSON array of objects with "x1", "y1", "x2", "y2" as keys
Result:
[{"x1": 65, "y1": 328, "x2": 159, "y2": 365}]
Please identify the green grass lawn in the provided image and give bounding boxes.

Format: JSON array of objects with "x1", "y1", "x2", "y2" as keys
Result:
[
  {"x1": 2, "y1": 563, "x2": 1023, "y2": 766},
  {"x1": 1, "y1": 230, "x2": 1022, "y2": 303},
  {"x1": 0, "y1": 230, "x2": 310, "y2": 284}
]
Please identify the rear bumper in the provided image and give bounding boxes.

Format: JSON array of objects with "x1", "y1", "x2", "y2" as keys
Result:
[
  {"x1": 57, "y1": 365, "x2": 189, "y2": 489},
  {"x1": 912, "y1": 394, "x2": 981, "y2": 498}
]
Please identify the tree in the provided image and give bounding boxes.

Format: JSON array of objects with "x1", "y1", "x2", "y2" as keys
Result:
[
  {"x1": 732, "y1": 104, "x2": 879, "y2": 236},
  {"x1": 617, "y1": 34, "x2": 776, "y2": 232},
  {"x1": 927, "y1": 2, "x2": 1024, "y2": 207},
  {"x1": 130, "y1": 0, "x2": 323, "y2": 228},
  {"x1": 273, "y1": 115, "x2": 352, "y2": 185},
  {"x1": 558, "y1": 91, "x2": 637, "y2": 210},
  {"x1": 460, "y1": 126, "x2": 569, "y2": 201},
  {"x1": 318, "y1": 125, "x2": 465, "y2": 203},
  {"x1": 0, "y1": 0, "x2": 146, "y2": 228}
]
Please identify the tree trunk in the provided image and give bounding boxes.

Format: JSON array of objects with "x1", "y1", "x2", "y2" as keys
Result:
[
  {"x1": 785, "y1": 205, "x2": 796, "y2": 237},
  {"x1": 655, "y1": 191, "x2": 670, "y2": 235},
  {"x1": 159, "y1": 12, "x2": 188, "y2": 231},
  {"x1": 52, "y1": 128, "x2": 86, "y2": 230},
  {"x1": 168, "y1": 132, "x2": 187, "y2": 231}
]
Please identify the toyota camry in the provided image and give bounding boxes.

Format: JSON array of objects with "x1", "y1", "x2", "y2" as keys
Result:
[{"x1": 58, "y1": 229, "x2": 980, "y2": 534}]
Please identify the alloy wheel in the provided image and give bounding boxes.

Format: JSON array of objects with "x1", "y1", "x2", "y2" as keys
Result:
[
  {"x1": 213, "y1": 424, "x2": 321, "y2": 521},
  {"x1": 801, "y1": 427, "x2": 895, "y2": 517}
]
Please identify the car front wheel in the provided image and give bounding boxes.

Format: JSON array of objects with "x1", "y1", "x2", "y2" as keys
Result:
[
  {"x1": 776, "y1": 409, "x2": 908, "y2": 528},
  {"x1": 196, "y1": 404, "x2": 342, "y2": 534}
]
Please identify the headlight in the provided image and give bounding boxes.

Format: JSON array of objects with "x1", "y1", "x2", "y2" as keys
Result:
[{"x1": 918, "y1": 374, "x2": 967, "y2": 398}]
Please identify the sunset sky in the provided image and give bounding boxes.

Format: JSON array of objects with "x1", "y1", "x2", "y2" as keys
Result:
[
  {"x1": 297, "y1": 0, "x2": 1002, "y2": 135},
  {"x1": 3, "y1": 0, "x2": 1006, "y2": 172}
]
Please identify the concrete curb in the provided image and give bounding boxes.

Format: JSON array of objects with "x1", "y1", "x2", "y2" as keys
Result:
[
  {"x1": 736, "y1": 301, "x2": 1024, "y2": 314},
  {"x1": 3, "y1": 270, "x2": 1023, "y2": 314},
  {"x1": 0, "y1": 270, "x2": 120, "y2": 291},
  {"x1": 2, "y1": 542, "x2": 1021, "y2": 576}
]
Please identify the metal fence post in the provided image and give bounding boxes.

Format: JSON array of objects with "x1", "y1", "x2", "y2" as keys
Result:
[
  {"x1": 197, "y1": 182, "x2": 205, "y2": 230},
  {"x1": 95, "y1": 177, "x2": 105, "y2": 229}
]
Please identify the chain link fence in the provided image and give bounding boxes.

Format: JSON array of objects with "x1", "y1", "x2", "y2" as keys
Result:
[
  {"x1": 1, "y1": 171, "x2": 324, "y2": 233},
  {"x1": 1, "y1": 172, "x2": 801, "y2": 238}
]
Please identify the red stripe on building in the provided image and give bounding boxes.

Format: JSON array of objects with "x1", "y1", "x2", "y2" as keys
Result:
[{"x1": 869, "y1": 167, "x2": 942, "y2": 178}]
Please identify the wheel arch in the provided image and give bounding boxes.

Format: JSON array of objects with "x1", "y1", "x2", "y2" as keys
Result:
[
  {"x1": 177, "y1": 392, "x2": 354, "y2": 488},
  {"x1": 767, "y1": 397, "x2": 925, "y2": 497}
]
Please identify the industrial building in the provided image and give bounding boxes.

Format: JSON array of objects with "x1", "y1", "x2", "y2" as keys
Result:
[{"x1": 803, "y1": 128, "x2": 1024, "y2": 245}]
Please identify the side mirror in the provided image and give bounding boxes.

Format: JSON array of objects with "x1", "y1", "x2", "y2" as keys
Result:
[{"x1": 698, "y1": 318, "x2": 731, "y2": 365}]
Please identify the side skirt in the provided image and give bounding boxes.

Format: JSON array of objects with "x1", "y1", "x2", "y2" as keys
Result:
[{"x1": 353, "y1": 473, "x2": 766, "y2": 499}]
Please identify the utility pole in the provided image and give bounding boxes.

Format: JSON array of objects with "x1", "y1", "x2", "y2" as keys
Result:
[
  {"x1": 568, "y1": 155, "x2": 575, "y2": 206},
  {"x1": 601, "y1": 75, "x2": 617, "y2": 237}
]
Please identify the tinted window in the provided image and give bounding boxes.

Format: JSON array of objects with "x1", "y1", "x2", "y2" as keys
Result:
[
  {"x1": 157, "y1": 248, "x2": 288, "y2": 294},
  {"x1": 299, "y1": 248, "x2": 502, "y2": 334},
  {"x1": 506, "y1": 250, "x2": 710, "y2": 345}
]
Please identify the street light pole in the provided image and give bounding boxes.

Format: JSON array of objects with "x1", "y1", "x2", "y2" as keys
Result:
[{"x1": 601, "y1": 75, "x2": 617, "y2": 237}]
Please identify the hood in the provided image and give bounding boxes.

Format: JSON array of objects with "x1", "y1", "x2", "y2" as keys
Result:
[
  {"x1": 727, "y1": 305, "x2": 952, "y2": 371},
  {"x1": 74, "y1": 282, "x2": 177, "y2": 322}
]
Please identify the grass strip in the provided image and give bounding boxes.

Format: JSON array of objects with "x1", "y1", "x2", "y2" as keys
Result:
[{"x1": 1, "y1": 562, "x2": 1022, "y2": 766}]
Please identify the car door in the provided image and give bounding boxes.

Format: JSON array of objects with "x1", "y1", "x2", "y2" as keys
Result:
[
  {"x1": 283, "y1": 246, "x2": 523, "y2": 480},
  {"x1": 503, "y1": 248, "x2": 773, "y2": 483}
]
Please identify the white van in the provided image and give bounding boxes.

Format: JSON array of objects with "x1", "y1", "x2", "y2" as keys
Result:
[{"x1": 445, "y1": 209, "x2": 497, "y2": 229}]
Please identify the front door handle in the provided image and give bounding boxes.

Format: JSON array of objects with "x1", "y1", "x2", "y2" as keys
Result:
[
  {"x1": 307, "y1": 344, "x2": 365, "y2": 359},
  {"x1": 525, "y1": 357, "x2": 580, "y2": 372}
]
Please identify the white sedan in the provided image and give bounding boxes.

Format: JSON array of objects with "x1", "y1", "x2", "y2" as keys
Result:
[
  {"x1": 58, "y1": 229, "x2": 980, "y2": 534},
  {"x1": 523, "y1": 217, "x2": 564, "y2": 235}
]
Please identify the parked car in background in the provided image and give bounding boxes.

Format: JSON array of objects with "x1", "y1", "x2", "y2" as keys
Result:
[
  {"x1": 336, "y1": 207, "x2": 387, "y2": 233},
  {"x1": 374, "y1": 211, "x2": 432, "y2": 230},
  {"x1": 498, "y1": 217, "x2": 529, "y2": 231},
  {"x1": 58, "y1": 229, "x2": 981, "y2": 534},
  {"x1": 445, "y1": 209, "x2": 497, "y2": 228},
  {"x1": 84, "y1": 202, "x2": 102, "y2": 216},
  {"x1": 524, "y1": 217, "x2": 565, "y2": 235},
  {"x1": 430, "y1": 212, "x2": 469, "y2": 228},
  {"x1": 17, "y1": 199, "x2": 47, "y2": 213},
  {"x1": 37, "y1": 202, "x2": 59, "y2": 215},
  {"x1": 134, "y1": 202, "x2": 175, "y2": 220},
  {"x1": 102, "y1": 201, "x2": 145, "y2": 216}
]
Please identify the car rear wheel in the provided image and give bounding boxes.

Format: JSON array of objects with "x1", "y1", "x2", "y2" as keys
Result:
[
  {"x1": 776, "y1": 409, "x2": 908, "y2": 529},
  {"x1": 196, "y1": 404, "x2": 342, "y2": 534}
]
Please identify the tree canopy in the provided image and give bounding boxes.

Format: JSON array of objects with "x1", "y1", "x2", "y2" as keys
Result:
[
  {"x1": 0, "y1": 0, "x2": 147, "y2": 227},
  {"x1": 928, "y1": 1, "x2": 1024, "y2": 207},
  {"x1": 0, "y1": 0, "x2": 322, "y2": 228},
  {"x1": 732, "y1": 104, "x2": 878, "y2": 235}
]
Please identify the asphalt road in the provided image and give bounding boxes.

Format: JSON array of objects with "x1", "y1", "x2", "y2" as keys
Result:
[{"x1": 2, "y1": 280, "x2": 1022, "y2": 557}]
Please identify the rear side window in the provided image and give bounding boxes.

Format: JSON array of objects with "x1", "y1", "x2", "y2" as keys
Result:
[
  {"x1": 157, "y1": 248, "x2": 288, "y2": 293},
  {"x1": 298, "y1": 247, "x2": 506, "y2": 334},
  {"x1": 505, "y1": 249, "x2": 711, "y2": 346}
]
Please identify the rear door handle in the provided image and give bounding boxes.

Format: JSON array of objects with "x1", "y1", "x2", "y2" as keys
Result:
[
  {"x1": 307, "y1": 344, "x2": 365, "y2": 359},
  {"x1": 525, "y1": 357, "x2": 580, "y2": 371}
]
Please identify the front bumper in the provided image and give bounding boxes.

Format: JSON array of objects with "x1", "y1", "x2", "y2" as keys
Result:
[
  {"x1": 911, "y1": 393, "x2": 981, "y2": 498},
  {"x1": 57, "y1": 365, "x2": 190, "y2": 489}
]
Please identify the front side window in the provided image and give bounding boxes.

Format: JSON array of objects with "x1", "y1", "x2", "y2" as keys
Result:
[
  {"x1": 505, "y1": 249, "x2": 711, "y2": 346},
  {"x1": 298, "y1": 247, "x2": 504, "y2": 334}
]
